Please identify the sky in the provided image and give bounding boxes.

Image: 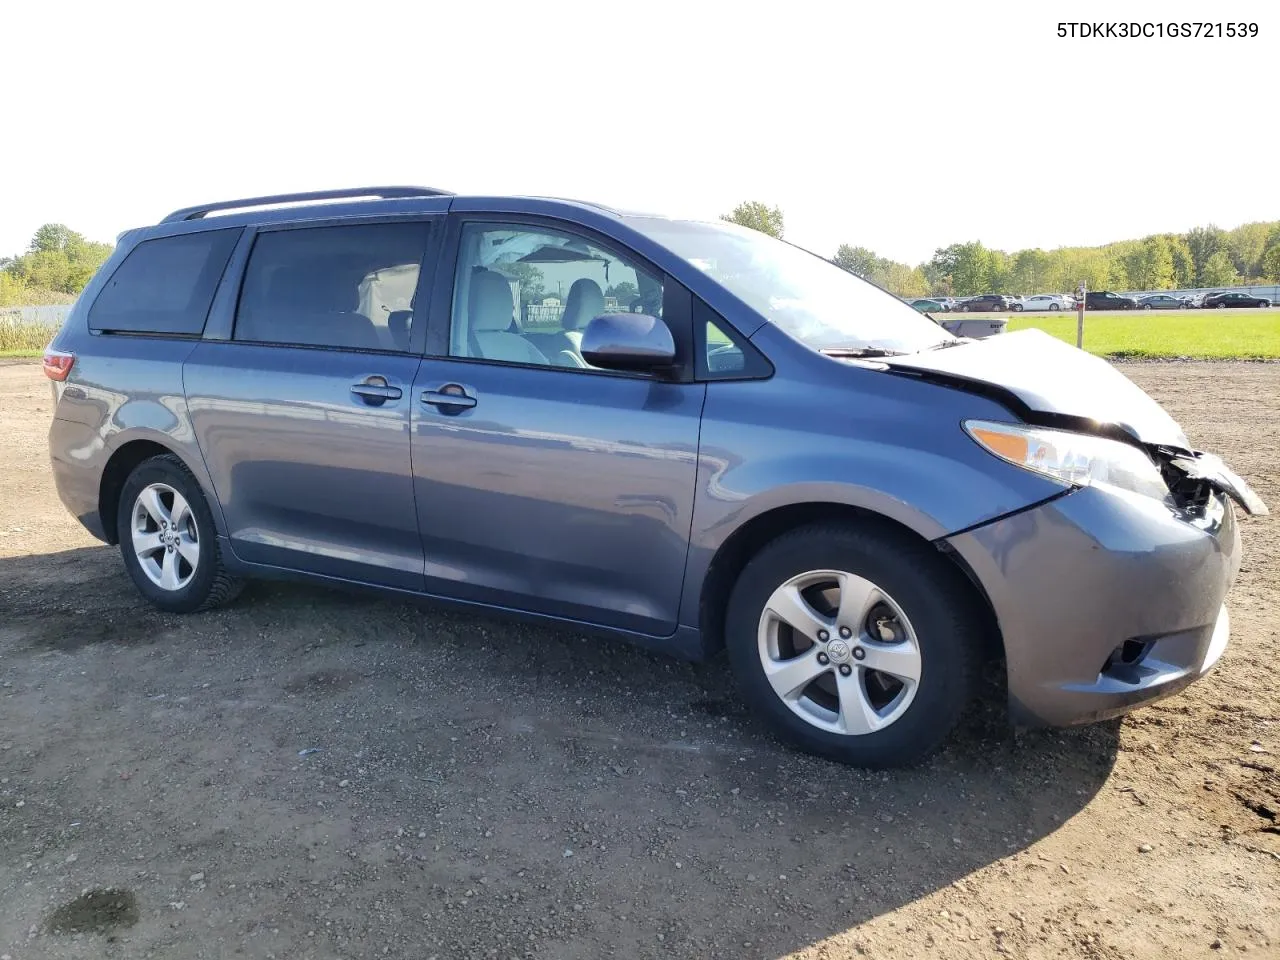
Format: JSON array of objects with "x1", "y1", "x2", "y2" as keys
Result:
[{"x1": 4, "y1": 0, "x2": 1276, "y2": 266}]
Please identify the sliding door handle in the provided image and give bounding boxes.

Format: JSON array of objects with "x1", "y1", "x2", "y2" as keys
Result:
[{"x1": 421, "y1": 384, "x2": 477, "y2": 410}]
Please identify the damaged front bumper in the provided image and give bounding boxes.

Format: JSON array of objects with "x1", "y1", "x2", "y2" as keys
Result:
[{"x1": 946, "y1": 481, "x2": 1243, "y2": 728}]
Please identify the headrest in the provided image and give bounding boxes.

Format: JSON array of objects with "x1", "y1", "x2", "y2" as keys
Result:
[
  {"x1": 470, "y1": 270, "x2": 515, "y2": 331},
  {"x1": 561, "y1": 278, "x2": 604, "y2": 331}
]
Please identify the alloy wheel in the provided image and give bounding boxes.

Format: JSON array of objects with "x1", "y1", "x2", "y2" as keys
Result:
[
  {"x1": 131, "y1": 482, "x2": 200, "y2": 591},
  {"x1": 757, "y1": 569, "x2": 921, "y2": 736}
]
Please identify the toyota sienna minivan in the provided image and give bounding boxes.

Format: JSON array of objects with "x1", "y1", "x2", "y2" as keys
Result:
[{"x1": 44, "y1": 186, "x2": 1267, "y2": 767}]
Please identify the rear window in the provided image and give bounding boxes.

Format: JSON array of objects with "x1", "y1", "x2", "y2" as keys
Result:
[{"x1": 88, "y1": 229, "x2": 241, "y2": 335}]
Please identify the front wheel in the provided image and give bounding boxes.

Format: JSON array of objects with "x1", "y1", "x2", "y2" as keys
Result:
[
  {"x1": 1143, "y1": 304, "x2": 1153, "y2": 309},
  {"x1": 1012, "y1": 304, "x2": 1023, "y2": 312},
  {"x1": 1049, "y1": 304, "x2": 1061, "y2": 311},
  {"x1": 117, "y1": 454, "x2": 243, "y2": 613},
  {"x1": 724, "y1": 523, "x2": 984, "y2": 768},
  {"x1": 1217, "y1": 303, "x2": 1227, "y2": 309}
]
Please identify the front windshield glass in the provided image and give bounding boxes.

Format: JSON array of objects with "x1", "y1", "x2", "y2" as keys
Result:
[{"x1": 627, "y1": 217, "x2": 952, "y2": 354}]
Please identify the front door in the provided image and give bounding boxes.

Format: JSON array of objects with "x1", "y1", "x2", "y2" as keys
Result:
[
  {"x1": 410, "y1": 219, "x2": 703, "y2": 636},
  {"x1": 185, "y1": 218, "x2": 437, "y2": 589}
]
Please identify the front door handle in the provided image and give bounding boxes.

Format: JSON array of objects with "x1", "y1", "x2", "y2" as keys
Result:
[
  {"x1": 351, "y1": 376, "x2": 403, "y2": 405},
  {"x1": 421, "y1": 384, "x2": 477, "y2": 411}
]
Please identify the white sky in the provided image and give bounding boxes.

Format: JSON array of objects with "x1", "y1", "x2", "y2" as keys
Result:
[{"x1": 4, "y1": 0, "x2": 1275, "y2": 265}]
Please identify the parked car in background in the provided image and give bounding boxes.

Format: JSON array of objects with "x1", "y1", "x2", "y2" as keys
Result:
[
  {"x1": 958, "y1": 294, "x2": 1017, "y2": 312},
  {"x1": 910, "y1": 298, "x2": 949, "y2": 313},
  {"x1": 1203, "y1": 292, "x2": 1272, "y2": 309},
  {"x1": 1022, "y1": 294, "x2": 1073, "y2": 312},
  {"x1": 44, "y1": 185, "x2": 1267, "y2": 769},
  {"x1": 1084, "y1": 291, "x2": 1138, "y2": 310},
  {"x1": 1137, "y1": 295, "x2": 1187, "y2": 310}
]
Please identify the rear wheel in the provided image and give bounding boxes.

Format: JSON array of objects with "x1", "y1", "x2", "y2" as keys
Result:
[
  {"x1": 1143, "y1": 304, "x2": 1153, "y2": 309},
  {"x1": 725, "y1": 523, "x2": 983, "y2": 768},
  {"x1": 117, "y1": 454, "x2": 242, "y2": 613},
  {"x1": 1217, "y1": 303, "x2": 1227, "y2": 309},
  {"x1": 1049, "y1": 304, "x2": 1061, "y2": 311},
  {"x1": 1012, "y1": 304, "x2": 1023, "y2": 312}
]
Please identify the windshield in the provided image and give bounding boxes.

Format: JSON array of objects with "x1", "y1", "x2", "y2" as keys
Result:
[{"x1": 627, "y1": 217, "x2": 952, "y2": 354}]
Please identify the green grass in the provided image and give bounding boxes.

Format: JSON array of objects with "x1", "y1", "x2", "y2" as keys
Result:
[{"x1": 1001, "y1": 309, "x2": 1280, "y2": 359}]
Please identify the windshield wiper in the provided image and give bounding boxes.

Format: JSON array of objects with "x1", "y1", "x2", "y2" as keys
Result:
[
  {"x1": 820, "y1": 347, "x2": 909, "y2": 359},
  {"x1": 922, "y1": 338, "x2": 970, "y2": 351}
]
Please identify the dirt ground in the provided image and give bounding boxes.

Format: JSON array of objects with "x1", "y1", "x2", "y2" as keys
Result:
[{"x1": 1, "y1": 359, "x2": 1277, "y2": 960}]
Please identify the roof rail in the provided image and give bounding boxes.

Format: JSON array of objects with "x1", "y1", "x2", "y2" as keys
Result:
[{"x1": 159, "y1": 186, "x2": 454, "y2": 223}]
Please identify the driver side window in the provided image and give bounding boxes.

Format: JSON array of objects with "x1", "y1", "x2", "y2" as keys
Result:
[{"x1": 450, "y1": 223, "x2": 663, "y2": 370}]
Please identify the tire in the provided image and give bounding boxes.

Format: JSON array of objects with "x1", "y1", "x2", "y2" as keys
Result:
[
  {"x1": 1012, "y1": 304, "x2": 1023, "y2": 312},
  {"x1": 117, "y1": 454, "x2": 243, "y2": 614},
  {"x1": 960, "y1": 305, "x2": 970, "y2": 312},
  {"x1": 1049, "y1": 304, "x2": 1061, "y2": 311},
  {"x1": 724, "y1": 522, "x2": 983, "y2": 768},
  {"x1": 1217, "y1": 303, "x2": 1226, "y2": 309},
  {"x1": 1143, "y1": 304, "x2": 1152, "y2": 310}
]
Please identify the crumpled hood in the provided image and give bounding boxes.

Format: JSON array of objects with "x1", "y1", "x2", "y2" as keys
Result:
[{"x1": 881, "y1": 328, "x2": 1191, "y2": 448}]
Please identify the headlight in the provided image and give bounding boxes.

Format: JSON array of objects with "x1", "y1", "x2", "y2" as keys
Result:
[{"x1": 964, "y1": 420, "x2": 1169, "y2": 501}]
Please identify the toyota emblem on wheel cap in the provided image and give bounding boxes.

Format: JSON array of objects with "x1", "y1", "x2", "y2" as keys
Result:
[{"x1": 826, "y1": 638, "x2": 852, "y2": 664}]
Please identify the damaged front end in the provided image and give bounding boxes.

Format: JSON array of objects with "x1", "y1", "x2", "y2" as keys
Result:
[{"x1": 1157, "y1": 448, "x2": 1269, "y2": 517}]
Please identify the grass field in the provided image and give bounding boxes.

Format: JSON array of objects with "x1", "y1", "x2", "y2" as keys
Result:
[{"x1": 998, "y1": 308, "x2": 1280, "y2": 359}]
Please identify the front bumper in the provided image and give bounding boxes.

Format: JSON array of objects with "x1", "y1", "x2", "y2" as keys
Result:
[{"x1": 945, "y1": 485, "x2": 1240, "y2": 727}]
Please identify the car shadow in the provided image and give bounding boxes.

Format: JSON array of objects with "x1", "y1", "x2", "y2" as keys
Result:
[{"x1": 1, "y1": 545, "x2": 1120, "y2": 959}]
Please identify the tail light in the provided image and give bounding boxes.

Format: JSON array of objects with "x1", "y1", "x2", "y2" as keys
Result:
[{"x1": 42, "y1": 348, "x2": 75, "y2": 381}]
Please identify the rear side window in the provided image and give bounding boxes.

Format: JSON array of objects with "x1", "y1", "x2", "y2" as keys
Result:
[
  {"x1": 88, "y1": 229, "x2": 241, "y2": 335},
  {"x1": 234, "y1": 222, "x2": 431, "y2": 352}
]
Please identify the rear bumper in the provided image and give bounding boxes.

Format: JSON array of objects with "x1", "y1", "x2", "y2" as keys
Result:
[
  {"x1": 49, "y1": 417, "x2": 109, "y2": 542},
  {"x1": 945, "y1": 485, "x2": 1240, "y2": 727}
]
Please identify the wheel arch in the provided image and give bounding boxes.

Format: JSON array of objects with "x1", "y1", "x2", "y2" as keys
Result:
[
  {"x1": 98, "y1": 436, "x2": 224, "y2": 545},
  {"x1": 696, "y1": 502, "x2": 1003, "y2": 660}
]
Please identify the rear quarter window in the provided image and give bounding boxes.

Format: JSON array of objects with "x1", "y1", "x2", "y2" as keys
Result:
[{"x1": 88, "y1": 228, "x2": 241, "y2": 335}]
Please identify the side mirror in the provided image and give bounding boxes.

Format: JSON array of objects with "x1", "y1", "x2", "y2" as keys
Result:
[{"x1": 580, "y1": 313, "x2": 676, "y2": 373}]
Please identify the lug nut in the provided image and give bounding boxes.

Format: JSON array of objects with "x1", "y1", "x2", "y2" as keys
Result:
[
  {"x1": 838, "y1": 664, "x2": 853, "y2": 676},
  {"x1": 817, "y1": 629, "x2": 829, "y2": 642},
  {"x1": 839, "y1": 626, "x2": 852, "y2": 639},
  {"x1": 816, "y1": 652, "x2": 829, "y2": 665},
  {"x1": 852, "y1": 646, "x2": 866, "y2": 661}
]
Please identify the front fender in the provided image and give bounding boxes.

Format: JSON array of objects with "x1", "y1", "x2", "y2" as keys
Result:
[{"x1": 678, "y1": 369, "x2": 1067, "y2": 628}]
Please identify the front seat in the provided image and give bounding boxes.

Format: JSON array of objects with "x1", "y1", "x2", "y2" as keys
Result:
[
  {"x1": 469, "y1": 270, "x2": 548, "y2": 365},
  {"x1": 557, "y1": 278, "x2": 605, "y2": 354}
]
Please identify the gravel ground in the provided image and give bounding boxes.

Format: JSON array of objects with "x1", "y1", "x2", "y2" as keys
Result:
[{"x1": 1, "y1": 359, "x2": 1277, "y2": 960}]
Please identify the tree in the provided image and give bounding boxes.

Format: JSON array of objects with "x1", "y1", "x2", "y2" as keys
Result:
[
  {"x1": 2, "y1": 224, "x2": 113, "y2": 296},
  {"x1": 929, "y1": 242, "x2": 993, "y2": 296},
  {"x1": 1122, "y1": 236, "x2": 1175, "y2": 291},
  {"x1": 720, "y1": 201, "x2": 784, "y2": 239},
  {"x1": 1010, "y1": 249, "x2": 1051, "y2": 294},
  {"x1": 1226, "y1": 222, "x2": 1272, "y2": 280},
  {"x1": 832, "y1": 245, "x2": 883, "y2": 281},
  {"x1": 1198, "y1": 250, "x2": 1239, "y2": 287},
  {"x1": 1169, "y1": 236, "x2": 1195, "y2": 287},
  {"x1": 605, "y1": 281, "x2": 638, "y2": 306},
  {"x1": 30, "y1": 223, "x2": 78, "y2": 254},
  {"x1": 1261, "y1": 243, "x2": 1280, "y2": 282},
  {"x1": 1186, "y1": 225, "x2": 1226, "y2": 286}
]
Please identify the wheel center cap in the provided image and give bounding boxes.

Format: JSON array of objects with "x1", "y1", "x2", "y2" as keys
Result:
[{"x1": 826, "y1": 638, "x2": 852, "y2": 664}]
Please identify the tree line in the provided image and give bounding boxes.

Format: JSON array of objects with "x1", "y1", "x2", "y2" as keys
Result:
[
  {"x1": 0, "y1": 224, "x2": 113, "y2": 307},
  {"x1": 720, "y1": 202, "x2": 1280, "y2": 297},
  {"x1": 5, "y1": 210, "x2": 1279, "y2": 309}
]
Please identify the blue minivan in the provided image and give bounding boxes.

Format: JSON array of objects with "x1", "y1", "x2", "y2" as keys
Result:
[{"x1": 44, "y1": 187, "x2": 1266, "y2": 767}]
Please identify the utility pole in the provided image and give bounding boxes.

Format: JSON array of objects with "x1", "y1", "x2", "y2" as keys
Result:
[{"x1": 1076, "y1": 281, "x2": 1086, "y2": 349}]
